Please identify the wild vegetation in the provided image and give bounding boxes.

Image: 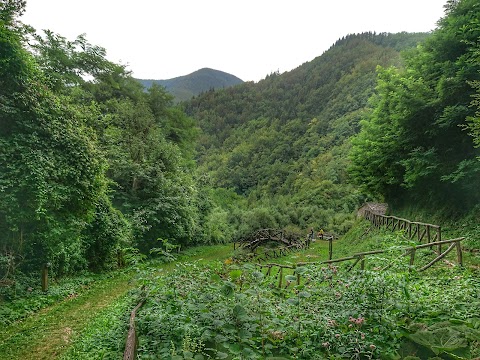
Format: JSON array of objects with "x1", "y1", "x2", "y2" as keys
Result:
[
  {"x1": 0, "y1": 0, "x2": 225, "y2": 284},
  {"x1": 1, "y1": 0, "x2": 480, "y2": 359},
  {"x1": 349, "y1": 0, "x2": 480, "y2": 212},
  {"x1": 133, "y1": 229, "x2": 480, "y2": 360}
]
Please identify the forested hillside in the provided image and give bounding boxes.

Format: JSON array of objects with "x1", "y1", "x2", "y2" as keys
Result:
[
  {"x1": 183, "y1": 32, "x2": 429, "y2": 236},
  {"x1": 350, "y1": 0, "x2": 480, "y2": 213},
  {"x1": 2, "y1": 1, "x2": 480, "y2": 358},
  {"x1": 184, "y1": 1, "x2": 480, "y2": 242}
]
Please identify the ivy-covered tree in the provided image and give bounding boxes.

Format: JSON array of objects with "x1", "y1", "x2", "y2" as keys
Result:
[
  {"x1": 27, "y1": 23, "x2": 205, "y2": 250},
  {"x1": 0, "y1": 2, "x2": 112, "y2": 274}
]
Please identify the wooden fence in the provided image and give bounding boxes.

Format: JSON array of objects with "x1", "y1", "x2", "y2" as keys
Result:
[
  {"x1": 363, "y1": 209, "x2": 445, "y2": 252},
  {"x1": 256, "y1": 237, "x2": 465, "y2": 287},
  {"x1": 123, "y1": 300, "x2": 144, "y2": 360}
]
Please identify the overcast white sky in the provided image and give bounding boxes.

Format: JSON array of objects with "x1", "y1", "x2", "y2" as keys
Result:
[{"x1": 21, "y1": 0, "x2": 447, "y2": 82}]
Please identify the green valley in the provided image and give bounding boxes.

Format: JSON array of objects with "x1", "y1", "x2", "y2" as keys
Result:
[{"x1": 1, "y1": 0, "x2": 480, "y2": 359}]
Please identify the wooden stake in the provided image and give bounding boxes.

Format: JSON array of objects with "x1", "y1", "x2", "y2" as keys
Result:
[
  {"x1": 455, "y1": 241, "x2": 463, "y2": 267},
  {"x1": 41, "y1": 264, "x2": 48, "y2": 292},
  {"x1": 328, "y1": 238, "x2": 333, "y2": 260}
]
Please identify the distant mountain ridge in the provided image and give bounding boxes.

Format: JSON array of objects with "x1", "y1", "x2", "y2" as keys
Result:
[{"x1": 137, "y1": 68, "x2": 244, "y2": 102}]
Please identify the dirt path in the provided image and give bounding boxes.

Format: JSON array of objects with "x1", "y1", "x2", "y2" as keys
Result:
[
  {"x1": 0, "y1": 245, "x2": 232, "y2": 360},
  {"x1": 0, "y1": 272, "x2": 135, "y2": 360}
]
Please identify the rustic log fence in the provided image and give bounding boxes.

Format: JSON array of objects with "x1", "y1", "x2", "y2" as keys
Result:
[
  {"x1": 234, "y1": 228, "x2": 310, "y2": 261},
  {"x1": 363, "y1": 209, "x2": 445, "y2": 253},
  {"x1": 123, "y1": 300, "x2": 144, "y2": 360},
  {"x1": 234, "y1": 229, "x2": 304, "y2": 250},
  {"x1": 256, "y1": 237, "x2": 464, "y2": 287}
]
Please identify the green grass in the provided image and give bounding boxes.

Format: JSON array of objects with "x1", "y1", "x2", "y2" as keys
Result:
[
  {"x1": 127, "y1": 222, "x2": 480, "y2": 359},
  {"x1": 59, "y1": 292, "x2": 135, "y2": 359},
  {"x1": 0, "y1": 270, "x2": 135, "y2": 360}
]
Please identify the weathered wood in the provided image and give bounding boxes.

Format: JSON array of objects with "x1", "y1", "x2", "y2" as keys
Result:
[
  {"x1": 257, "y1": 263, "x2": 294, "y2": 269},
  {"x1": 455, "y1": 241, "x2": 463, "y2": 267},
  {"x1": 411, "y1": 237, "x2": 464, "y2": 250},
  {"x1": 418, "y1": 242, "x2": 456, "y2": 272},
  {"x1": 347, "y1": 257, "x2": 362, "y2": 272},
  {"x1": 123, "y1": 300, "x2": 145, "y2": 360},
  {"x1": 437, "y1": 227, "x2": 442, "y2": 253},
  {"x1": 41, "y1": 265, "x2": 48, "y2": 292},
  {"x1": 259, "y1": 238, "x2": 465, "y2": 283},
  {"x1": 409, "y1": 248, "x2": 416, "y2": 269},
  {"x1": 320, "y1": 256, "x2": 356, "y2": 264},
  {"x1": 328, "y1": 238, "x2": 333, "y2": 260}
]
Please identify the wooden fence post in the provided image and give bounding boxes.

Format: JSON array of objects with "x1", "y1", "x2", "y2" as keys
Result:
[
  {"x1": 278, "y1": 267, "x2": 283, "y2": 288},
  {"x1": 41, "y1": 263, "x2": 49, "y2": 292},
  {"x1": 328, "y1": 237, "x2": 333, "y2": 260},
  {"x1": 124, "y1": 300, "x2": 145, "y2": 360},
  {"x1": 437, "y1": 227, "x2": 442, "y2": 254},
  {"x1": 455, "y1": 240, "x2": 463, "y2": 267},
  {"x1": 409, "y1": 248, "x2": 416, "y2": 270}
]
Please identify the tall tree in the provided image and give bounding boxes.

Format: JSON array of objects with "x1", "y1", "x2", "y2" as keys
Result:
[
  {"x1": 0, "y1": 5, "x2": 111, "y2": 274},
  {"x1": 350, "y1": 0, "x2": 480, "y2": 208}
]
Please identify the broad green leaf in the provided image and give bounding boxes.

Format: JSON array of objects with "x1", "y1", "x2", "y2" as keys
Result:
[
  {"x1": 229, "y1": 269, "x2": 242, "y2": 280},
  {"x1": 215, "y1": 351, "x2": 228, "y2": 359},
  {"x1": 298, "y1": 291, "x2": 311, "y2": 298},
  {"x1": 287, "y1": 297, "x2": 299, "y2": 306},
  {"x1": 285, "y1": 275, "x2": 297, "y2": 282}
]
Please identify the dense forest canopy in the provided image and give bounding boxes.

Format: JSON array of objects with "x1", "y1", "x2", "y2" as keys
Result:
[
  {"x1": 0, "y1": 0, "x2": 220, "y2": 276},
  {"x1": 349, "y1": 0, "x2": 480, "y2": 211},
  {"x1": 1, "y1": 0, "x2": 480, "y2": 280},
  {"x1": 183, "y1": 32, "x2": 430, "y2": 236}
]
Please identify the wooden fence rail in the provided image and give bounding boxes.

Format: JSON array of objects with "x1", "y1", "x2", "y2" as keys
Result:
[
  {"x1": 257, "y1": 237, "x2": 464, "y2": 287},
  {"x1": 123, "y1": 300, "x2": 144, "y2": 360},
  {"x1": 364, "y1": 209, "x2": 444, "y2": 252}
]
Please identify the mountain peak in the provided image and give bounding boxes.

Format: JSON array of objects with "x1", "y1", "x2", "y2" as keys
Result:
[{"x1": 137, "y1": 68, "x2": 243, "y2": 102}]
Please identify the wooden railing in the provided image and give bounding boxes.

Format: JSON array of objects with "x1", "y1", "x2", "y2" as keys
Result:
[
  {"x1": 234, "y1": 229, "x2": 303, "y2": 250},
  {"x1": 123, "y1": 300, "x2": 144, "y2": 360},
  {"x1": 256, "y1": 237, "x2": 465, "y2": 287},
  {"x1": 363, "y1": 209, "x2": 445, "y2": 252}
]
